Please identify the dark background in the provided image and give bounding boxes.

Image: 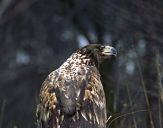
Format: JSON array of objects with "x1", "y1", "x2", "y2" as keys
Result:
[{"x1": 0, "y1": 0, "x2": 163, "y2": 128}]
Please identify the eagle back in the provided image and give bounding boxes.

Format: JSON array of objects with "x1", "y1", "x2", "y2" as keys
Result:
[{"x1": 36, "y1": 52, "x2": 107, "y2": 128}]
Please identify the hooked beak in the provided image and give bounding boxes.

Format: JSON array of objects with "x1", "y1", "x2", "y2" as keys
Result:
[{"x1": 102, "y1": 46, "x2": 117, "y2": 56}]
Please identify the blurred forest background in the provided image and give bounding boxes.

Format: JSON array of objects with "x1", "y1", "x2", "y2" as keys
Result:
[{"x1": 0, "y1": 0, "x2": 163, "y2": 128}]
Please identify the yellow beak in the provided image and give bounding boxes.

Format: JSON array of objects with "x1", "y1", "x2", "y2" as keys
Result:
[{"x1": 102, "y1": 46, "x2": 117, "y2": 56}]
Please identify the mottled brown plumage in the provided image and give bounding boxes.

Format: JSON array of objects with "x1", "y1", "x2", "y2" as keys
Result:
[{"x1": 36, "y1": 44, "x2": 117, "y2": 128}]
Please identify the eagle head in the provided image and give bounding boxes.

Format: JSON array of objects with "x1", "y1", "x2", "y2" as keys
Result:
[{"x1": 77, "y1": 44, "x2": 117, "y2": 66}]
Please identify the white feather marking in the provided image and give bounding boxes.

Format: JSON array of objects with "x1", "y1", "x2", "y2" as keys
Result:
[
  {"x1": 95, "y1": 111, "x2": 100, "y2": 125},
  {"x1": 76, "y1": 111, "x2": 79, "y2": 120},
  {"x1": 99, "y1": 101, "x2": 104, "y2": 109},
  {"x1": 52, "y1": 105, "x2": 56, "y2": 109},
  {"x1": 65, "y1": 94, "x2": 69, "y2": 99},
  {"x1": 76, "y1": 90, "x2": 80, "y2": 97},
  {"x1": 46, "y1": 111, "x2": 49, "y2": 119},
  {"x1": 56, "y1": 117, "x2": 59, "y2": 123},
  {"x1": 72, "y1": 116, "x2": 76, "y2": 122},
  {"x1": 61, "y1": 115, "x2": 64, "y2": 123},
  {"x1": 88, "y1": 112, "x2": 92, "y2": 120},
  {"x1": 81, "y1": 111, "x2": 88, "y2": 121},
  {"x1": 93, "y1": 116, "x2": 96, "y2": 124},
  {"x1": 94, "y1": 99, "x2": 99, "y2": 106},
  {"x1": 57, "y1": 125, "x2": 60, "y2": 128},
  {"x1": 57, "y1": 109, "x2": 61, "y2": 115}
]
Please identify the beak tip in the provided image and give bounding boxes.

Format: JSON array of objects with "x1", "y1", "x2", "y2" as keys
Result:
[
  {"x1": 110, "y1": 47, "x2": 117, "y2": 56},
  {"x1": 111, "y1": 47, "x2": 117, "y2": 56}
]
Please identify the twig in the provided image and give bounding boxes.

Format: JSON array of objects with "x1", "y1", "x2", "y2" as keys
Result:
[
  {"x1": 156, "y1": 53, "x2": 163, "y2": 128},
  {"x1": 126, "y1": 84, "x2": 138, "y2": 128},
  {"x1": 107, "y1": 109, "x2": 155, "y2": 128},
  {"x1": 136, "y1": 58, "x2": 155, "y2": 128},
  {"x1": 131, "y1": 40, "x2": 155, "y2": 128},
  {"x1": 106, "y1": 115, "x2": 112, "y2": 123}
]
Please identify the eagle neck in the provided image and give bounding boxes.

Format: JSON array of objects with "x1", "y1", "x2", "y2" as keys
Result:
[{"x1": 59, "y1": 53, "x2": 98, "y2": 71}]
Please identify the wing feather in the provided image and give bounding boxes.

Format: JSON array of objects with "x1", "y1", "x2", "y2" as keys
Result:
[
  {"x1": 36, "y1": 67, "x2": 91, "y2": 128},
  {"x1": 36, "y1": 66, "x2": 106, "y2": 128}
]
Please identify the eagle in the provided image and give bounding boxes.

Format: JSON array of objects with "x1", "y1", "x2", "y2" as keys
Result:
[{"x1": 36, "y1": 44, "x2": 117, "y2": 128}]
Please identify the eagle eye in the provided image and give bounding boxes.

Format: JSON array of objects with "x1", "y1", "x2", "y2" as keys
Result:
[{"x1": 99, "y1": 46, "x2": 104, "y2": 51}]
